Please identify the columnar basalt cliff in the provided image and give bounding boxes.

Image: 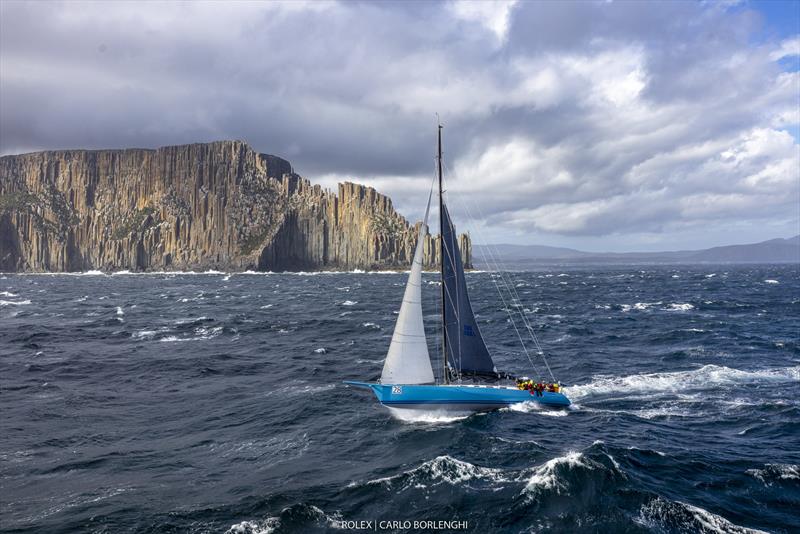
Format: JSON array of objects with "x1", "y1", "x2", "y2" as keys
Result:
[{"x1": 0, "y1": 141, "x2": 472, "y2": 272}]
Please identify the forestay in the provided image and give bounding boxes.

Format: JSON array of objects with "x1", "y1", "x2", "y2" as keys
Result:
[{"x1": 380, "y1": 191, "x2": 435, "y2": 384}]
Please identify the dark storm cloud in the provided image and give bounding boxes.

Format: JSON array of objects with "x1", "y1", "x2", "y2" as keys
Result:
[{"x1": 0, "y1": 0, "x2": 797, "y2": 249}]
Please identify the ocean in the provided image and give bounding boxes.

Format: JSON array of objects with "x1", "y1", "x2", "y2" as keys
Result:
[{"x1": 1, "y1": 265, "x2": 798, "y2": 533}]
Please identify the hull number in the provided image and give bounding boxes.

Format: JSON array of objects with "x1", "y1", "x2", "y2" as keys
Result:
[{"x1": 392, "y1": 386, "x2": 403, "y2": 395}]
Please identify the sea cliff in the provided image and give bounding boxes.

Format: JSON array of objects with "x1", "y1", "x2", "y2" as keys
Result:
[{"x1": 0, "y1": 141, "x2": 472, "y2": 272}]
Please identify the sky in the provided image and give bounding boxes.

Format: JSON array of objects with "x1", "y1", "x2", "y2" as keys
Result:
[{"x1": 1, "y1": 0, "x2": 798, "y2": 252}]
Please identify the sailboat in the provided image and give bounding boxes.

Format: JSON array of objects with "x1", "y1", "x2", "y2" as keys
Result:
[{"x1": 345, "y1": 125, "x2": 570, "y2": 414}]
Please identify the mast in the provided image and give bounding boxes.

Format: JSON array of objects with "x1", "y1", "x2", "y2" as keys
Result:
[{"x1": 438, "y1": 123, "x2": 449, "y2": 384}]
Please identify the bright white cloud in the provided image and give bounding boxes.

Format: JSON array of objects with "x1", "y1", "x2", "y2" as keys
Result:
[
  {"x1": 770, "y1": 36, "x2": 800, "y2": 60},
  {"x1": 448, "y1": 0, "x2": 518, "y2": 41}
]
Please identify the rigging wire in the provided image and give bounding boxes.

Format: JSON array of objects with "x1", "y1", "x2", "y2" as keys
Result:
[
  {"x1": 442, "y1": 161, "x2": 557, "y2": 383},
  {"x1": 440, "y1": 171, "x2": 545, "y2": 381}
]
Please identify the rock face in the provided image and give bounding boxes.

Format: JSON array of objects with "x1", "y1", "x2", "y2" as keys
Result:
[{"x1": 0, "y1": 141, "x2": 472, "y2": 272}]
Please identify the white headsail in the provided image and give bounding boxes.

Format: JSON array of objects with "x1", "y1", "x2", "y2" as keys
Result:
[{"x1": 380, "y1": 191, "x2": 435, "y2": 384}]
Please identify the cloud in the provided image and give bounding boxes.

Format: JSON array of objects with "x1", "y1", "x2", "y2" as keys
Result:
[
  {"x1": 0, "y1": 0, "x2": 797, "y2": 249},
  {"x1": 770, "y1": 36, "x2": 800, "y2": 60},
  {"x1": 447, "y1": 0, "x2": 518, "y2": 42}
]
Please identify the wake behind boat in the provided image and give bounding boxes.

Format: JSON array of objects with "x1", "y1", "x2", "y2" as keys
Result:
[{"x1": 346, "y1": 124, "x2": 569, "y2": 414}]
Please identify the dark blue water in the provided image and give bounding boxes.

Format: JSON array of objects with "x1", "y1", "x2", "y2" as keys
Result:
[{"x1": 1, "y1": 266, "x2": 798, "y2": 533}]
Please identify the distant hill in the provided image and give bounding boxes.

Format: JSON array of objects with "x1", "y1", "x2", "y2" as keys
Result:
[{"x1": 473, "y1": 235, "x2": 800, "y2": 268}]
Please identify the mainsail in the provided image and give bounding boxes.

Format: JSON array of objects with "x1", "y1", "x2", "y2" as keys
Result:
[
  {"x1": 380, "y1": 192, "x2": 435, "y2": 384},
  {"x1": 441, "y1": 203, "x2": 497, "y2": 377}
]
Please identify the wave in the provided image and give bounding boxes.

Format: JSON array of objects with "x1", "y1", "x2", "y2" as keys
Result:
[
  {"x1": 159, "y1": 326, "x2": 223, "y2": 342},
  {"x1": 504, "y1": 401, "x2": 570, "y2": 416},
  {"x1": 0, "y1": 291, "x2": 18, "y2": 297},
  {"x1": 522, "y1": 451, "x2": 588, "y2": 495},
  {"x1": 356, "y1": 455, "x2": 509, "y2": 491},
  {"x1": 386, "y1": 407, "x2": 474, "y2": 424},
  {"x1": 636, "y1": 497, "x2": 768, "y2": 534},
  {"x1": 340, "y1": 300, "x2": 357, "y2": 306},
  {"x1": 621, "y1": 301, "x2": 662, "y2": 312},
  {"x1": 226, "y1": 504, "x2": 338, "y2": 534},
  {"x1": 0, "y1": 299, "x2": 31, "y2": 306},
  {"x1": 226, "y1": 518, "x2": 279, "y2": 534},
  {"x1": 746, "y1": 463, "x2": 799, "y2": 485},
  {"x1": 665, "y1": 303, "x2": 694, "y2": 311},
  {"x1": 567, "y1": 364, "x2": 800, "y2": 401}
]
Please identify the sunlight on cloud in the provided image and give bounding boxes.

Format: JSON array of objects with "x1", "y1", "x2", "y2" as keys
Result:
[
  {"x1": 770, "y1": 37, "x2": 800, "y2": 61},
  {"x1": 448, "y1": 0, "x2": 518, "y2": 42}
]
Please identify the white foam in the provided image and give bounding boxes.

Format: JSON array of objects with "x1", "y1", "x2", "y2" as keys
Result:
[
  {"x1": 116, "y1": 306, "x2": 124, "y2": 316},
  {"x1": 567, "y1": 364, "x2": 800, "y2": 401},
  {"x1": 504, "y1": 401, "x2": 569, "y2": 416},
  {"x1": 313, "y1": 348, "x2": 327, "y2": 354},
  {"x1": 225, "y1": 518, "x2": 279, "y2": 534},
  {"x1": 0, "y1": 291, "x2": 18, "y2": 297},
  {"x1": 155, "y1": 326, "x2": 223, "y2": 342},
  {"x1": 665, "y1": 303, "x2": 694, "y2": 311},
  {"x1": 621, "y1": 302, "x2": 664, "y2": 312},
  {"x1": 341, "y1": 300, "x2": 357, "y2": 306},
  {"x1": 746, "y1": 463, "x2": 799, "y2": 485},
  {"x1": 361, "y1": 455, "x2": 508, "y2": 489},
  {"x1": 386, "y1": 407, "x2": 473, "y2": 424},
  {"x1": 362, "y1": 322, "x2": 380, "y2": 329},
  {"x1": 637, "y1": 497, "x2": 768, "y2": 533},
  {"x1": 0, "y1": 299, "x2": 31, "y2": 306},
  {"x1": 764, "y1": 279, "x2": 779, "y2": 284},
  {"x1": 522, "y1": 452, "x2": 587, "y2": 495}
]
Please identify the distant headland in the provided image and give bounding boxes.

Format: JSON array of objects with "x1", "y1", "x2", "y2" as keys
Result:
[{"x1": 0, "y1": 141, "x2": 471, "y2": 273}]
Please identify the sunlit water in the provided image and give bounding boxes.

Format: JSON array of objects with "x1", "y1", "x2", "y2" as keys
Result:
[{"x1": 1, "y1": 265, "x2": 798, "y2": 533}]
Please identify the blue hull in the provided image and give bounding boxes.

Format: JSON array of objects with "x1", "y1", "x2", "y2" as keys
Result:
[{"x1": 344, "y1": 382, "x2": 570, "y2": 412}]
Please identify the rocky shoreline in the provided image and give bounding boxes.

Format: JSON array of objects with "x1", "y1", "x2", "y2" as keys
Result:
[{"x1": 0, "y1": 141, "x2": 471, "y2": 273}]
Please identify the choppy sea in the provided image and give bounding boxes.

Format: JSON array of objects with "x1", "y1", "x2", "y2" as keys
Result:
[{"x1": 1, "y1": 265, "x2": 798, "y2": 533}]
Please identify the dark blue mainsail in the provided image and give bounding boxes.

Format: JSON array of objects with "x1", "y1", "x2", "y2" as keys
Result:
[{"x1": 441, "y1": 203, "x2": 497, "y2": 377}]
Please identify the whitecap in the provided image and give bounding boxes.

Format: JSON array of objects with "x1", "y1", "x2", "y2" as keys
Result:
[
  {"x1": 0, "y1": 291, "x2": 18, "y2": 297},
  {"x1": 621, "y1": 301, "x2": 662, "y2": 312},
  {"x1": 133, "y1": 330, "x2": 159, "y2": 339},
  {"x1": 225, "y1": 518, "x2": 280, "y2": 534},
  {"x1": 358, "y1": 455, "x2": 508, "y2": 490},
  {"x1": 259, "y1": 304, "x2": 273, "y2": 309},
  {"x1": 521, "y1": 452, "x2": 589, "y2": 495},
  {"x1": 362, "y1": 322, "x2": 381, "y2": 329},
  {"x1": 341, "y1": 300, "x2": 357, "y2": 306},
  {"x1": 116, "y1": 306, "x2": 124, "y2": 316},
  {"x1": 504, "y1": 401, "x2": 569, "y2": 416},
  {"x1": 636, "y1": 497, "x2": 767, "y2": 533},
  {"x1": 0, "y1": 299, "x2": 31, "y2": 306},
  {"x1": 665, "y1": 303, "x2": 694, "y2": 311},
  {"x1": 386, "y1": 408, "x2": 473, "y2": 424},
  {"x1": 567, "y1": 364, "x2": 800, "y2": 401},
  {"x1": 746, "y1": 463, "x2": 799, "y2": 485},
  {"x1": 313, "y1": 348, "x2": 327, "y2": 354},
  {"x1": 764, "y1": 279, "x2": 779, "y2": 284}
]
